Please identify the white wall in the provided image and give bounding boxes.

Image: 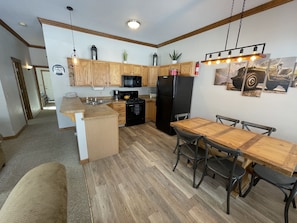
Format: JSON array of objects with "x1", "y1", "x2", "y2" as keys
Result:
[
  {"x1": 42, "y1": 25, "x2": 157, "y2": 128},
  {"x1": 29, "y1": 47, "x2": 48, "y2": 66},
  {"x1": 0, "y1": 25, "x2": 40, "y2": 137},
  {"x1": 158, "y1": 1, "x2": 297, "y2": 143}
]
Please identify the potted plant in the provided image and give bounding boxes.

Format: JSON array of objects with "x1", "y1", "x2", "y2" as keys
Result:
[
  {"x1": 122, "y1": 50, "x2": 128, "y2": 63},
  {"x1": 169, "y1": 50, "x2": 182, "y2": 64}
]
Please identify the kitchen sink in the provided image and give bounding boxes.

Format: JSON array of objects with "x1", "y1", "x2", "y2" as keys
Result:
[{"x1": 85, "y1": 99, "x2": 112, "y2": 105}]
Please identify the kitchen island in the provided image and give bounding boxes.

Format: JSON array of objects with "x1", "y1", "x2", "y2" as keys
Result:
[{"x1": 60, "y1": 96, "x2": 119, "y2": 163}]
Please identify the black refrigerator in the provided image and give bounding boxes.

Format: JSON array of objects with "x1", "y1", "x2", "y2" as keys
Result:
[{"x1": 156, "y1": 75, "x2": 194, "y2": 135}]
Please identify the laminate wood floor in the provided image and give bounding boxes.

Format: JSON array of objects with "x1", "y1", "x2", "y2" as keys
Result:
[{"x1": 83, "y1": 122, "x2": 297, "y2": 223}]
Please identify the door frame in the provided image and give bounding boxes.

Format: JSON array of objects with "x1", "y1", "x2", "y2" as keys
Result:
[
  {"x1": 33, "y1": 66, "x2": 50, "y2": 109},
  {"x1": 11, "y1": 57, "x2": 33, "y2": 120}
]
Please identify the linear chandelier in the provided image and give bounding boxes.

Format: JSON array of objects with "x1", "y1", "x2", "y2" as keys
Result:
[{"x1": 201, "y1": 0, "x2": 266, "y2": 65}]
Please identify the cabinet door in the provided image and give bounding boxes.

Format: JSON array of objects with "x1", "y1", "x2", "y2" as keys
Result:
[
  {"x1": 180, "y1": 62, "x2": 195, "y2": 76},
  {"x1": 141, "y1": 66, "x2": 148, "y2": 86},
  {"x1": 132, "y1": 65, "x2": 142, "y2": 76},
  {"x1": 68, "y1": 58, "x2": 92, "y2": 86},
  {"x1": 159, "y1": 65, "x2": 170, "y2": 76},
  {"x1": 109, "y1": 62, "x2": 121, "y2": 86},
  {"x1": 121, "y1": 63, "x2": 133, "y2": 75},
  {"x1": 111, "y1": 102, "x2": 126, "y2": 126},
  {"x1": 145, "y1": 100, "x2": 156, "y2": 122},
  {"x1": 148, "y1": 66, "x2": 159, "y2": 86},
  {"x1": 92, "y1": 61, "x2": 109, "y2": 86}
]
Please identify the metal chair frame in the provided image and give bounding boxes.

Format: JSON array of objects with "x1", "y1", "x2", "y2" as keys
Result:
[
  {"x1": 175, "y1": 113, "x2": 190, "y2": 121},
  {"x1": 241, "y1": 120, "x2": 276, "y2": 136},
  {"x1": 195, "y1": 137, "x2": 245, "y2": 214},
  {"x1": 216, "y1": 115, "x2": 240, "y2": 127},
  {"x1": 172, "y1": 127, "x2": 205, "y2": 188}
]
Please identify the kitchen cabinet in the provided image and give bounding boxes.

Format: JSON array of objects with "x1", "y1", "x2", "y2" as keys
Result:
[
  {"x1": 159, "y1": 65, "x2": 170, "y2": 76},
  {"x1": 109, "y1": 101, "x2": 126, "y2": 126},
  {"x1": 148, "y1": 66, "x2": 159, "y2": 86},
  {"x1": 68, "y1": 59, "x2": 122, "y2": 87},
  {"x1": 92, "y1": 60, "x2": 109, "y2": 86},
  {"x1": 145, "y1": 99, "x2": 156, "y2": 122},
  {"x1": 109, "y1": 62, "x2": 122, "y2": 86},
  {"x1": 121, "y1": 63, "x2": 142, "y2": 76},
  {"x1": 180, "y1": 61, "x2": 196, "y2": 76},
  {"x1": 141, "y1": 66, "x2": 148, "y2": 86},
  {"x1": 68, "y1": 58, "x2": 92, "y2": 86}
]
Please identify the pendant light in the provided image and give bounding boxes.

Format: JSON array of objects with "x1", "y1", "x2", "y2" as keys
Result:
[
  {"x1": 201, "y1": 0, "x2": 266, "y2": 65},
  {"x1": 67, "y1": 6, "x2": 78, "y2": 64}
]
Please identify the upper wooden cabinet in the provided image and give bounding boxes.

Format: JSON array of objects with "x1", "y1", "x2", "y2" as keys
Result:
[
  {"x1": 109, "y1": 62, "x2": 122, "y2": 86},
  {"x1": 92, "y1": 61, "x2": 109, "y2": 86},
  {"x1": 180, "y1": 61, "x2": 196, "y2": 76},
  {"x1": 159, "y1": 65, "x2": 170, "y2": 76},
  {"x1": 68, "y1": 59, "x2": 122, "y2": 86},
  {"x1": 148, "y1": 66, "x2": 159, "y2": 86},
  {"x1": 121, "y1": 63, "x2": 142, "y2": 76},
  {"x1": 159, "y1": 62, "x2": 196, "y2": 77},
  {"x1": 141, "y1": 66, "x2": 148, "y2": 87},
  {"x1": 68, "y1": 58, "x2": 92, "y2": 86},
  {"x1": 67, "y1": 58, "x2": 196, "y2": 87}
]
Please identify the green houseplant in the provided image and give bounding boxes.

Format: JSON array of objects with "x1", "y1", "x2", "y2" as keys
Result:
[
  {"x1": 122, "y1": 50, "x2": 128, "y2": 63},
  {"x1": 169, "y1": 50, "x2": 182, "y2": 63}
]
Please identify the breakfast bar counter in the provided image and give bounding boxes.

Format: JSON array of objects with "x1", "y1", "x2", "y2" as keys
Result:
[{"x1": 60, "y1": 96, "x2": 119, "y2": 163}]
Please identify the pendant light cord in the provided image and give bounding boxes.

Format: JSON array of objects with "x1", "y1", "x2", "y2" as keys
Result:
[
  {"x1": 67, "y1": 6, "x2": 76, "y2": 51},
  {"x1": 235, "y1": 0, "x2": 246, "y2": 48},
  {"x1": 224, "y1": 0, "x2": 235, "y2": 51}
]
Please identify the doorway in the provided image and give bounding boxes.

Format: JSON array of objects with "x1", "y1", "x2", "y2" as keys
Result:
[
  {"x1": 11, "y1": 57, "x2": 33, "y2": 120},
  {"x1": 35, "y1": 67, "x2": 55, "y2": 109}
]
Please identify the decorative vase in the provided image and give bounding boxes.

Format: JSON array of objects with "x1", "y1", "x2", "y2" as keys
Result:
[{"x1": 172, "y1": 60, "x2": 177, "y2": 64}]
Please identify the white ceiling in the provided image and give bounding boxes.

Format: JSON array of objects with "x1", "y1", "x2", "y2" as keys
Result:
[{"x1": 0, "y1": 0, "x2": 277, "y2": 47}]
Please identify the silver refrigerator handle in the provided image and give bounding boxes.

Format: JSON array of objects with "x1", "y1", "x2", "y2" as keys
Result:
[{"x1": 173, "y1": 76, "x2": 176, "y2": 98}]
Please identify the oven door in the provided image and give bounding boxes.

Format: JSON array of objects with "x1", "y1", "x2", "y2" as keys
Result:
[{"x1": 126, "y1": 102, "x2": 145, "y2": 126}]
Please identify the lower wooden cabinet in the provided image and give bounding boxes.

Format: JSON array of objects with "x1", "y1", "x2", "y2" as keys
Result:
[
  {"x1": 145, "y1": 100, "x2": 156, "y2": 122},
  {"x1": 109, "y1": 102, "x2": 126, "y2": 126}
]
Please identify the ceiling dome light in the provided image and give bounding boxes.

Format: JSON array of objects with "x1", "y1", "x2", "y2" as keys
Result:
[{"x1": 127, "y1": 19, "x2": 141, "y2": 30}]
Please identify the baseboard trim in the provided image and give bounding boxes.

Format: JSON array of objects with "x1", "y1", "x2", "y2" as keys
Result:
[{"x1": 80, "y1": 159, "x2": 89, "y2": 165}]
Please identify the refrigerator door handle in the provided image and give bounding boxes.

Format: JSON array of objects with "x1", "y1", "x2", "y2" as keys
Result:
[{"x1": 173, "y1": 76, "x2": 176, "y2": 98}]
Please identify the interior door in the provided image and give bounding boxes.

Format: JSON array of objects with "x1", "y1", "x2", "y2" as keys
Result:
[{"x1": 11, "y1": 57, "x2": 32, "y2": 120}]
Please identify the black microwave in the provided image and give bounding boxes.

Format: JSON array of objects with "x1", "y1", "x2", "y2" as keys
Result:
[{"x1": 122, "y1": 75, "x2": 142, "y2": 87}]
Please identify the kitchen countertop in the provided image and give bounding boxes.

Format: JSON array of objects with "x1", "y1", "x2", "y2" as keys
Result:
[
  {"x1": 84, "y1": 104, "x2": 118, "y2": 119},
  {"x1": 60, "y1": 96, "x2": 118, "y2": 122}
]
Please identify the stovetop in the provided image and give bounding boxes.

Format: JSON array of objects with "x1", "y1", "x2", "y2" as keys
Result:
[
  {"x1": 126, "y1": 98, "x2": 145, "y2": 104},
  {"x1": 118, "y1": 90, "x2": 144, "y2": 104}
]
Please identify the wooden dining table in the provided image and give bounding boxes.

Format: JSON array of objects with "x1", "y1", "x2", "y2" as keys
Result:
[{"x1": 170, "y1": 117, "x2": 297, "y2": 177}]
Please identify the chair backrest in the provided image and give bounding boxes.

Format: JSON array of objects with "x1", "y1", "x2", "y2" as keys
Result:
[
  {"x1": 241, "y1": 121, "x2": 276, "y2": 136},
  {"x1": 173, "y1": 127, "x2": 203, "y2": 145},
  {"x1": 175, "y1": 113, "x2": 190, "y2": 121},
  {"x1": 216, "y1": 115, "x2": 240, "y2": 127},
  {"x1": 203, "y1": 137, "x2": 242, "y2": 172}
]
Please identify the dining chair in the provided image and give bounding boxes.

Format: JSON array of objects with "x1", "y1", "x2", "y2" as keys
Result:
[
  {"x1": 216, "y1": 115, "x2": 240, "y2": 127},
  {"x1": 241, "y1": 121, "x2": 296, "y2": 223},
  {"x1": 195, "y1": 137, "x2": 245, "y2": 214},
  {"x1": 173, "y1": 113, "x2": 190, "y2": 153},
  {"x1": 241, "y1": 120, "x2": 276, "y2": 135},
  {"x1": 175, "y1": 113, "x2": 190, "y2": 121},
  {"x1": 172, "y1": 126, "x2": 205, "y2": 188}
]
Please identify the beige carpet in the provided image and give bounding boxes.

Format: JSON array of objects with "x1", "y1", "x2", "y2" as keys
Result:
[{"x1": 0, "y1": 108, "x2": 92, "y2": 223}]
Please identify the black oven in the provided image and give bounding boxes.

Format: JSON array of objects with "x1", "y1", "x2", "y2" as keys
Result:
[
  {"x1": 118, "y1": 90, "x2": 145, "y2": 126},
  {"x1": 126, "y1": 99, "x2": 145, "y2": 126},
  {"x1": 122, "y1": 75, "x2": 142, "y2": 88}
]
